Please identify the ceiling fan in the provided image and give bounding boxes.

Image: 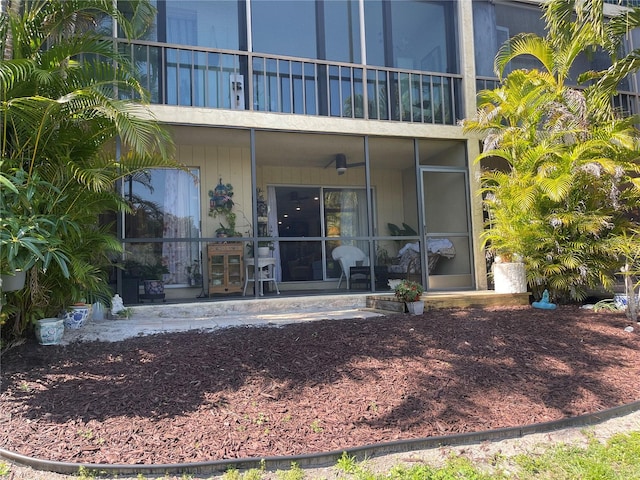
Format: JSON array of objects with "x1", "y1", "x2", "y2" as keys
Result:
[{"x1": 324, "y1": 153, "x2": 365, "y2": 175}]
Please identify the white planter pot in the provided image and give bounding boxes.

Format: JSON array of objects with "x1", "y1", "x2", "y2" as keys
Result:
[
  {"x1": 35, "y1": 318, "x2": 64, "y2": 345},
  {"x1": 1, "y1": 270, "x2": 27, "y2": 292},
  {"x1": 406, "y1": 300, "x2": 425, "y2": 315},
  {"x1": 493, "y1": 262, "x2": 527, "y2": 293},
  {"x1": 258, "y1": 246, "x2": 271, "y2": 257}
]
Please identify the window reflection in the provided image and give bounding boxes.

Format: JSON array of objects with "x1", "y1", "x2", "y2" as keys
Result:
[
  {"x1": 364, "y1": 0, "x2": 458, "y2": 73},
  {"x1": 124, "y1": 169, "x2": 201, "y2": 286},
  {"x1": 252, "y1": 0, "x2": 361, "y2": 63}
]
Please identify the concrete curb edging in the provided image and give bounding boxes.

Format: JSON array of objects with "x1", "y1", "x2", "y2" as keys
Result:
[{"x1": 2, "y1": 399, "x2": 640, "y2": 477}]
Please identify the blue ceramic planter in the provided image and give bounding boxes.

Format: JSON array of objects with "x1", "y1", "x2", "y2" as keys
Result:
[{"x1": 62, "y1": 306, "x2": 89, "y2": 329}]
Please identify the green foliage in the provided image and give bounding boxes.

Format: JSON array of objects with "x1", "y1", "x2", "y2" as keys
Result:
[
  {"x1": 394, "y1": 280, "x2": 424, "y2": 303},
  {"x1": 593, "y1": 299, "x2": 619, "y2": 312},
  {"x1": 608, "y1": 229, "x2": 640, "y2": 321},
  {"x1": 515, "y1": 432, "x2": 640, "y2": 479},
  {"x1": 463, "y1": 0, "x2": 640, "y2": 302},
  {"x1": 0, "y1": 462, "x2": 9, "y2": 477},
  {"x1": 0, "y1": 0, "x2": 184, "y2": 341},
  {"x1": 223, "y1": 459, "x2": 266, "y2": 480},
  {"x1": 275, "y1": 462, "x2": 305, "y2": 480},
  {"x1": 386, "y1": 456, "x2": 496, "y2": 479},
  {"x1": 388, "y1": 223, "x2": 418, "y2": 237},
  {"x1": 336, "y1": 451, "x2": 360, "y2": 474}
]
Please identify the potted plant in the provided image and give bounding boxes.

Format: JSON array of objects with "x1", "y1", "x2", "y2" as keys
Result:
[
  {"x1": 478, "y1": 178, "x2": 532, "y2": 294},
  {"x1": 247, "y1": 240, "x2": 274, "y2": 258},
  {"x1": 394, "y1": 279, "x2": 425, "y2": 315},
  {"x1": 140, "y1": 261, "x2": 169, "y2": 301},
  {"x1": 209, "y1": 179, "x2": 239, "y2": 238},
  {"x1": 1, "y1": 173, "x2": 72, "y2": 292},
  {"x1": 185, "y1": 260, "x2": 203, "y2": 287}
]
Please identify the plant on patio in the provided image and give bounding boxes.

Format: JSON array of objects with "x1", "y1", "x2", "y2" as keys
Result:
[
  {"x1": 0, "y1": 0, "x2": 184, "y2": 342},
  {"x1": 210, "y1": 180, "x2": 241, "y2": 237},
  {"x1": 463, "y1": 0, "x2": 640, "y2": 302},
  {"x1": 394, "y1": 279, "x2": 424, "y2": 303}
]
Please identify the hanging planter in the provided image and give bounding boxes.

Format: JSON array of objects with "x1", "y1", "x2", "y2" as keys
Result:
[
  {"x1": 1, "y1": 270, "x2": 27, "y2": 292},
  {"x1": 208, "y1": 179, "x2": 234, "y2": 215}
]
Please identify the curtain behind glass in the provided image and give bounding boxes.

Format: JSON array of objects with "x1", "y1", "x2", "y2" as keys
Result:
[
  {"x1": 162, "y1": 169, "x2": 201, "y2": 285},
  {"x1": 267, "y1": 186, "x2": 282, "y2": 282}
]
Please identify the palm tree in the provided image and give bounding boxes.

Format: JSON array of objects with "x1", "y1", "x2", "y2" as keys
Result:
[
  {"x1": 0, "y1": 0, "x2": 183, "y2": 339},
  {"x1": 463, "y1": 0, "x2": 640, "y2": 301}
]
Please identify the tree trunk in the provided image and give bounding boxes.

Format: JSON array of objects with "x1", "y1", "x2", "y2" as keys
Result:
[
  {"x1": 624, "y1": 263, "x2": 637, "y2": 322},
  {"x1": 2, "y1": 0, "x2": 21, "y2": 61}
]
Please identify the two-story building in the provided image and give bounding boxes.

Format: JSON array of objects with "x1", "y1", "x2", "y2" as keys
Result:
[{"x1": 111, "y1": 0, "x2": 640, "y2": 303}]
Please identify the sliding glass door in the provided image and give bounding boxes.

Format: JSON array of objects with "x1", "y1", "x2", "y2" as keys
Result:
[{"x1": 274, "y1": 185, "x2": 369, "y2": 282}]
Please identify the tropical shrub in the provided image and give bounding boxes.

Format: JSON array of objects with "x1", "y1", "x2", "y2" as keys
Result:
[
  {"x1": 0, "y1": 0, "x2": 183, "y2": 342},
  {"x1": 463, "y1": 0, "x2": 640, "y2": 302}
]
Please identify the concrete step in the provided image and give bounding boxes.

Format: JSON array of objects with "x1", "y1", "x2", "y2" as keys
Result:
[
  {"x1": 367, "y1": 291, "x2": 530, "y2": 313},
  {"x1": 130, "y1": 293, "x2": 371, "y2": 319}
]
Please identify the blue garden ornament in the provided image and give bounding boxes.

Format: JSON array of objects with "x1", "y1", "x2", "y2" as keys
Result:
[{"x1": 532, "y1": 289, "x2": 557, "y2": 310}]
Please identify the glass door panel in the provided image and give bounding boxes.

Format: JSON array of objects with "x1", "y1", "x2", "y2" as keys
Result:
[
  {"x1": 228, "y1": 254, "x2": 242, "y2": 286},
  {"x1": 422, "y1": 169, "x2": 473, "y2": 289}
]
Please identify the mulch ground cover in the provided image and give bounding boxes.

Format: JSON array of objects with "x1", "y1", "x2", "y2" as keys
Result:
[{"x1": 1, "y1": 306, "x2": 639, "y2": 465}]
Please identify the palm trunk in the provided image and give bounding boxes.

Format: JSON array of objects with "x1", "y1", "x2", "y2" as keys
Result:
[
  {"x1": 625, "y1": 262, "x2": 638, "y2": 322},
  {"x1": 2, "y1": 0, "x2": 21, "y2": 61}
]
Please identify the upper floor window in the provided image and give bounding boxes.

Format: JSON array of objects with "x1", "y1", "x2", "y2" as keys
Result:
[
  {"x1": 474, "y1": 1, "x2": 617, "y2": 86},
  {"x1": 139, "y1": 0, "x2": 244, "y2": 50},
  {"x1": 365, "y1": 0, "x2": 458, "y2": 73},
  {"x1": 251, "y1": 0, "x2": 361, "y2": 63}
]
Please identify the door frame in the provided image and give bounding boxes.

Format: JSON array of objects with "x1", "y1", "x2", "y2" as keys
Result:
[{"x1": 419, "y1": 165, "x2": 475, "y2": 290}]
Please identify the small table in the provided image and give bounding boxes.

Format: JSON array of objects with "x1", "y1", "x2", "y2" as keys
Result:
[
  {"x1": 349, "y1": 266, "x2": 371, "y2": 289},
  {"x1": 243, "y1": 257, "x2": 281, "y2": 296},
  {"x1": 349, "y1": 265, "x2": 390, "y2": 290}
]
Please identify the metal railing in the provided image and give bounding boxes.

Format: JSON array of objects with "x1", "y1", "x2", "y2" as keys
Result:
[
  {"x1": 118, "y1": 39, "x2": 463, "y2": 125},
  {"x1": 476, "y1": 76, "x2": 640, "y2": 117}
]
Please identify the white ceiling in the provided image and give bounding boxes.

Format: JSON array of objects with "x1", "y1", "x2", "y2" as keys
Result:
[{"x1": 170, "y1": 125, "x2": 461, "y2": 170}]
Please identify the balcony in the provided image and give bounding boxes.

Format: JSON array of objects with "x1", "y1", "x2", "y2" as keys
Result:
[
  {"x1": 118, "y1": 39, "x2": 462, "y2": 126},
  {"x1": 476, "y1": 76, "x2": 640, "y2": 117}
]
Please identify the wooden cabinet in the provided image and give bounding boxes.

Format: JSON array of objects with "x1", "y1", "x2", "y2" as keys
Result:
[{"x1": 208, "y1": 243, "x2": 244, "y2": 295}]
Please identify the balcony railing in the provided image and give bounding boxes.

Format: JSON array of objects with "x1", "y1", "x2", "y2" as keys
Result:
[
  {"x1": 476, "y1": 76, "x2": 640, "y2": 117},
  {"x1": 118, "y1": 39, "x2": 462, "y2": 126}
]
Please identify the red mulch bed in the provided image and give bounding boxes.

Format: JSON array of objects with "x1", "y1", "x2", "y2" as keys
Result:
[{"x1": 1, "y1": 306, "x2": 639, "y2": 465}]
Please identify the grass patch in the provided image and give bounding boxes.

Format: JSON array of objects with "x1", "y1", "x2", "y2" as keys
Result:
[
  {"x1": 513, "y1": 431, "x2": 640, "y2": 479},
  {"x1": 3, "y1": 431, "x2": 640, "y2": 479}
]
